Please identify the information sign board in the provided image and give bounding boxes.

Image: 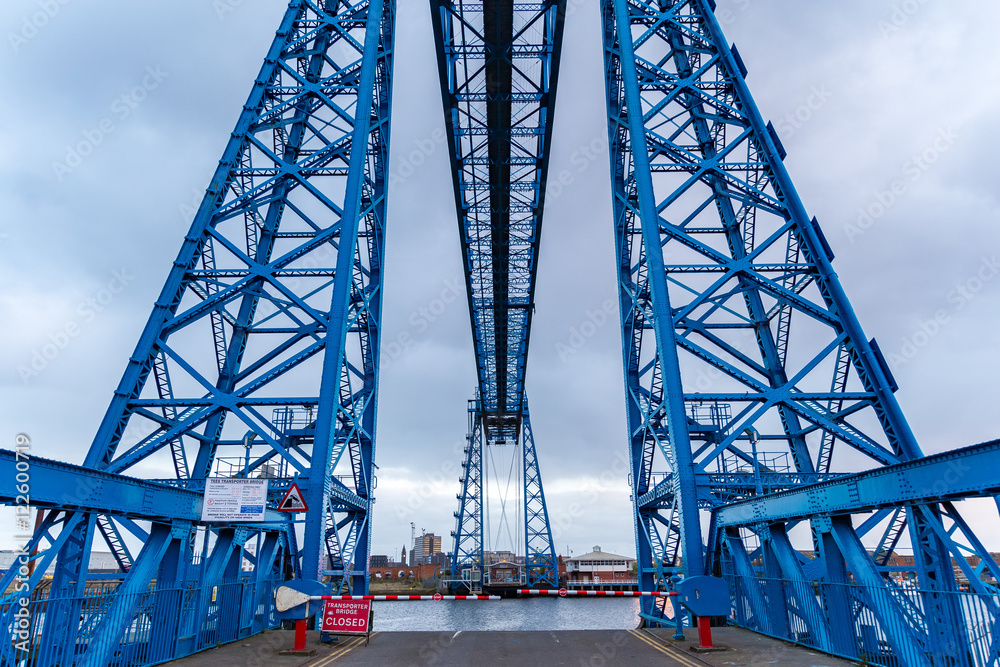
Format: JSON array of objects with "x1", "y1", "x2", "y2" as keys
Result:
[
  {"x1": 201, "y1": 478, "x2": 268, "y2": 522},
  {"x1": 322, "y1": 599, "x2": 372, "y2": 635}
]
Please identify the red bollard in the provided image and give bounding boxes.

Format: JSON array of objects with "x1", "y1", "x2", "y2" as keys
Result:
[
  {"x1": 293, "y1": 618, "x2": 308, "y2": 651},
  {"x1": 697, "y1": 617, "x2": 713, "y2": 648}
]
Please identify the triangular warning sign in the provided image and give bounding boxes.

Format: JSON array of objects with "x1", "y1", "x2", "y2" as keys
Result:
[{"x1": 276, "y1": 483, "x2": 308, "y2": 513}]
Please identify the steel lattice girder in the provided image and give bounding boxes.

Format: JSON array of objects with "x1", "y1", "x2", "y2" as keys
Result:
[
  {"x1": 715, "y1": 440, "x2": 1000, "y2": 528},
  {"x1": 85, "y1": 0, "x2": 391, "y2": 591},
  {"x1": 434, "y1": 0, "x2": 564, "y2": 589},
  {"x1": 0, "y1": 508, "x2": 290, "y2": 666},
  {"x1": 450, "y1": 401, "x2": 558, "y2": 589},
  {"x1": 714, "y1": 440, "x2": 1000, "y2": 663},
  {"x1": 521, "y1": 410, "x2": 558, "y2": 587},
  {"x1": 0, "y1": 450, "x2": 280, "y2": 523},
  {"x1": 452, "y1": 403, "x2": 486, "y2": 579},
  {"x1": 4, "y1": 0, "x2": 999, "y2": 664},
  {"x1": 4, "y1": 4, "x2": 396, "y2": 663},
  {"x1": 637, "y1": 470, "x2": 850, "y2": 509},
  {"x1": 600, "y1": 0, "x2": 998, "y2": 642},
  {"x1": 431, "y1": 0, "x2": 566, "y2": 418}
]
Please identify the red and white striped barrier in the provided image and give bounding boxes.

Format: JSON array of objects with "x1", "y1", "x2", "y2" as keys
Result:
[
  {"x1": 276, "y1": 586, "x2": 500, "y2": 611},
  {"x1": 518, "y1": 588, "x2": 678, "y2": 597},
  {"x1": 278, "y1": 586, "x2": 680, "y2": 612},
  {"x1": 311, "y1": 594, "x2": 500, "y2": 601}
]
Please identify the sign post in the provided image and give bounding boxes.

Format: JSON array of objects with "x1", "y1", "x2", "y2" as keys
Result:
[
  {"x1": 276, "y1": 482, "x2": 309, "y2": 513},
  {"x1": 274, "y1": 579, "x2": 326, "y2": 656},
  {"x1": 322, "y1": 599, "x2": 373, "y2": 645},
  {"x1": 292, "y1": 619, "x2": 308, "y2": 652}
]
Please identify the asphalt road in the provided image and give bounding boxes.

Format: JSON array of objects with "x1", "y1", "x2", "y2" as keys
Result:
[{"x1": 307, "y1": 630, "x2": 710, "y2": 666}]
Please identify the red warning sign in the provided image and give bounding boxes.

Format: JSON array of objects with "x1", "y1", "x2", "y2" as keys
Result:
[
  {"x1": 276, "y1": 483, "x2": 309, "y2": 513},
  {"x1": 322, "y1": 599, "x2": 371, "y2": 635}
]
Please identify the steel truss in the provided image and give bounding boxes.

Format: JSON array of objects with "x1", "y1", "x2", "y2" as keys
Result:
[
  {"x1": 0, "y1": 1, "x2": 395, "y2": 663},
  {"x1": 2, "y1": 1, "x2": 999, "y2": 665},
  {"x1": 432, "y1": 0, "x2": 565, "y2": 584},
  {"x1": 451, "y1": 400, "x2": 559, "y2": 590},
  {"x1": 601, "y1": 1, "x2": 1000, "y2": 662}
]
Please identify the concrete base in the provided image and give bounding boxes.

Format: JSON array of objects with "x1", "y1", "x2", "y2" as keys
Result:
[
  {"x1": 689, "y1": 644, "x2": 728, "y2": 653},
  {"x1": 276, "y1": 648, "x2": 317, "y2": 657}
]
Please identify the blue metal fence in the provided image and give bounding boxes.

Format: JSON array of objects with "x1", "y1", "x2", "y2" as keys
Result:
[
  {"x1": 3, "y1": 577, "x2": 282, "y2": 666},
  {"x1": 725, "y1": 575, "x2": 1000, "y2": 667}
]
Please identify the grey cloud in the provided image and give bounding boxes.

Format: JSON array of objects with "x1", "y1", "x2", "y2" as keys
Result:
[{"x1": 2, "y1": 1, "x2": 999, "y2": 556}]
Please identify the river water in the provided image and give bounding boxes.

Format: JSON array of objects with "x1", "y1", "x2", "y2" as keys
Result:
[{"x1": 371, "y1": 597, "x2": 643, "y2": 631}]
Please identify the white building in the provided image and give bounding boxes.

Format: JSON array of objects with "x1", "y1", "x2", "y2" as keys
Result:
[{"x1": 565, "y1": 546, "x2": 635, "y2": 586}]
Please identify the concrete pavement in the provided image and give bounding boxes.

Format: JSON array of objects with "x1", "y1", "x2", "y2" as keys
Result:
[{"x1": 162, "y1": 627, "x2": 858, "y2": 666}]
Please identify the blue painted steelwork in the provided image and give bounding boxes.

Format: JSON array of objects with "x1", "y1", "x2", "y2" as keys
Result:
[
  {"x1": 452, "y1": 400, "x2": 485, "y2": 590},
  {"x1": 521, "y1": 410, "x2": 558, "y2": 587},
  {"x1": 716, "y1": 440, "x2": 1000, "y2": 664},
  {"x1": 5, "y1": 570, "x2": 284, "y2": 666},
  {"x1": 432, "y1": 0, "x2": 564, "y2": 585},
  {"x1": 431, "y1": 0, "x2": 566, "y2": 422},
  {"x1": 727, "y1": 575, "x2": 1000, "y2": 667},
  {"x1": 450, "y1": 398, "x2": 557, "y2": 589},
  {"x1": 0, "y1": 2, "x2": 396, "y2": 664},
  {"x1": 600, "y1": 1, "x2": 1000, "y2": 659},
  {"x1": 715, "y1": 440, "x2": 1000, "y2": 528},
  {"x1": 0, "y1": 451, "x2": 258, "y2": 523},
  {"x1": 1, "y1": 1, "x2": 997, "y2": 664}
]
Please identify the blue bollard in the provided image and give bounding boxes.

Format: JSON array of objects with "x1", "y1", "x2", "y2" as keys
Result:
[{"x1": 669, "y1": 575, "x2": 684, "y2": 641}]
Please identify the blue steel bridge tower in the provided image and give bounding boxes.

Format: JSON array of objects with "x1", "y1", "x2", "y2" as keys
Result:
[
  {"x1": 2, "y1": 1, "x2": 1000, "y2": 666},
  {"x1": 601, "y1": 1, "x2": 1000, "y2": 664},
  {"x1": 1, "y1": 2, "x2": 395, "y2": 664}
]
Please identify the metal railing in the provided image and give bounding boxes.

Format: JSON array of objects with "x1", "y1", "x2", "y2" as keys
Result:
[
  {"x1": 566, "y1": 579, "x2": 638, "y2": 587},
  {"x1": 2, "y1": 577, "x2": 282, "y2": 666},
  {"x1": 725, "y1": 574, "x2": 1000, "y2": 667}
]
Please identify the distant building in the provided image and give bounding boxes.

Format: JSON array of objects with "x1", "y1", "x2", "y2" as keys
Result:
[
  {"x1": 485, "y1": 550, "x2": 517, "y2": 565},
  {"x1": 488, "y1": 561, "x2": 522, "y2": 584},
  {"x1": 369, "y1": 561, "x2": 440, "y2": 582},
  {"x1": 88, "y1": 551, "x2": 122, "y2": 573},
  {"x1": 565, "y1": 546, "x2": 635, "y2": 586},
  {"x1": 413, "y1": 533, "x2": 443, "y2": 565},
  {"x1": 370, "y1": 555, "x2": 389, "y2": 568}
]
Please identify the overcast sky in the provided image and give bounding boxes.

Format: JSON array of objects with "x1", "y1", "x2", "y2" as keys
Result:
[{"x1": 2, "y1": 1, "x2": 999, "y2": 560}]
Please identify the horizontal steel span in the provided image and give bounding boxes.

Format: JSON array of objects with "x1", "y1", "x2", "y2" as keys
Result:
[
  {"x1": 431, "y1": 0, "x2": 566, "y2": 422},
  {"x1": 436, "y1": 0, "x2": 563, "y2": 593},
  {"x1": 715, "y1": 439, "x2": 1000, "y2": 527},
  {"x1": 637, "y1": 471, "x2": 851, "y2": 509},
  {"x1": 0, "y1": 449, "x2": 277, "y2": 524}
]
